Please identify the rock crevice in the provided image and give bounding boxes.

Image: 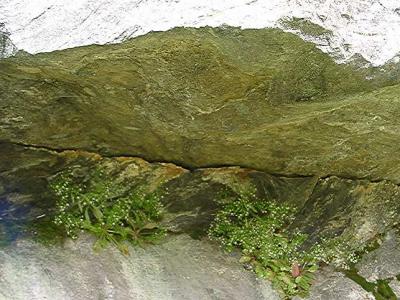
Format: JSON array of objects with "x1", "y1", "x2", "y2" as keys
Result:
[{"x1": 3, "y1": 140, "x2": 399, "y2": 187}]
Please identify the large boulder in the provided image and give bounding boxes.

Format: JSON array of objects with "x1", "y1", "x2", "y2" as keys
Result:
[
  {"x1": 1, "y1": 27, "x2": 400, "y2": 299},
  {"x1": 1, "y1": 27, "x2": 399, "y2": 183},
  {"x1": 0, "y1": 234, "x2": 280, "y2": 300}
]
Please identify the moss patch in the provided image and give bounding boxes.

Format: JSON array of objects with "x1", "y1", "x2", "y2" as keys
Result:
[
  {"x1": 27, "y1": 218, "x2": 65, "y2": 246},
  {"x1": 2, "y1": 27, "x2": 400, "y2": 182}
]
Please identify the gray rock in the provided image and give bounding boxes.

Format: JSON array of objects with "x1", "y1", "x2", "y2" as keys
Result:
[
  {"x1": 358, "y1": 231, "x2": 400, "y2": 281},
  {"x1": 304, "y1": 268, "x2": 374, "y2": 300},
  {"x1": 389, "y1": 279, "x2": 400, "y2": 298},
  {"x1": 0, "y1": 234, "x2": 280, "y2": 300}
]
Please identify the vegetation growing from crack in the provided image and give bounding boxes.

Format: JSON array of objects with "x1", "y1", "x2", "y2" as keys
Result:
[
  {"x1": 341, "y1": 232, "x2": 400, "y2": 300},
  {"x1": 344, "y1": 269, "x2": 398, "y2": 300},
  {"x1": 208, "y1": 187, "x2": 363, "y2": 298},
  {"x1": 49, "y1": 168, "x2": 165, "y2": 254}
]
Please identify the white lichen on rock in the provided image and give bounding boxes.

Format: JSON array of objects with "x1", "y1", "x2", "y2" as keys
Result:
[
  {"x1": 0, "y1": 23, "x2": 17, "y2": 58},
  {"x1": 1, "y1": 0, "x2": 400, "y2": 65}
]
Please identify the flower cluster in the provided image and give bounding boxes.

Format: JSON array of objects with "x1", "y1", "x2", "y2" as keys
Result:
[
  {"x1": 208, "y1": 187, "x2": 361, "y2": 298},
  {"x1": 50, "y1": 167, "x2": 165, "y2": 253},
  {"x1": 307, "y1": 236, "x2": 361, "y2": 270}
]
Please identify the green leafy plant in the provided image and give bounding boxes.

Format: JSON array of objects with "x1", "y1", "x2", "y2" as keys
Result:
[
  {"x1": 208, "y1": 188, "x2": 361, "y2": 298},
  {"x1": 50, "y1": 168, "x2": 165, "y2": 254},
  {"x1": 208, "y1": 189, "x2": 317, "y2": 298}
]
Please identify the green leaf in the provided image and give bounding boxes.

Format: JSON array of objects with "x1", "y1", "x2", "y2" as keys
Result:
[
  {"x1": 307, "y1": 264, "x2": 319, "y2": 273},
  {"x1": 269, "y1": 261, "x2": 281, "y2": 273},
  {"x1": 84, "y1": 208, "x2": 91, "y2": 223},
  {"x1": 255, "y1": 265, "x2": 267, "y2": 278},
  {"x1": 77, "y1": 201, "x2": 83, "y2": 212},
  {"x1": 91, "y1": 206, "x2": 103, "y2": 221},
  {"x1": 93, "y1": 237, "x2": 108, "y2": 251},
  {"x1": 296, "y1": 277, "x2": 312, "y2": 290},
  {"x1": 295, "y1": 276, "x2": 303, "y2": 284}
]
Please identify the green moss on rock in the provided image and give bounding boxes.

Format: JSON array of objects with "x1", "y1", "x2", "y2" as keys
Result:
[{"x1": 1, "y1": 27, "x2": 400, "y2": 182}]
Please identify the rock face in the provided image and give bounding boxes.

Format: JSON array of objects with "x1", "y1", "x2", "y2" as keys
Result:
[
  {"x1": 1, "y1": 233, "x2": 383, "y2": 300},
  {"x1": 358, "y1": 231, "x2": 400, "y2": 281},
  {"x1": 1, "y1": 142, "x2": 399, "y2": 253},
  {"x1": 1, "y1": 144, "x2": 399, "y2": 299},
  {"x1": 0, "y1": 234, "x2": 280, "y2": 300},
  {"x1": 1, "y1": 26, "x2": 400, "y2": 299},
  {"x1": 303, "y1": 268, "x2": 375, "y2": 300},
  {"x1": 1, "y1": 27, "x2": 400, "y2": 183},
  {"x1": 1, "y1": 0, "x2": 400, "y2": 65}
]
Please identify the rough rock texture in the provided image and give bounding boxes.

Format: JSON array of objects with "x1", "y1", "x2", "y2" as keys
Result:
[
  {"x1": 0, "y1": 234, "x2": 280, "y2": 300},
  {"x1": 389, "y1": 279, "x2": 400, "y2": 298},
  {"x1": 1, "y1": 0, "x2": 400, "y2": 65},
  {"x1": 2, "y1": 231, "x2": 389, "y2": 300},
  {"x1": 292, "y1": 178, "x2": 400, "y2": 245},
  {"x1": 302, "y1": 268, "x2": 375, "y2": 300},
  {"x1": 1, "y1": 27, "x2": 399, "y2": 184},
  {"x1": 1, "y1": 143, "x2": 399, "y2": 250},
  {"x1": 1, "y1": 27, "x2": 400, "y2": 246},
  {"x1": 358, "y1": 231, "x2": 400, "y2": 281},
  {"x1": 1, "y1": 144, "x2": 400, "y2": 299},
  {"x1": 1, "y1": 144, "x2": 398, "y2": 299},
  {"x1": 2, "y1": 233, "x2": 391, "y2": 300},
  {"x1": 1, "y1": 26, "x2": 400, "y2": 300}
]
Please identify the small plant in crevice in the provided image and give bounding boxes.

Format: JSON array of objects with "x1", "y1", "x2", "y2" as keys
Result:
[
  {"x1": 49, "y1": 168, "x2": 165, "y2": 254},
  {"x1": 344, "y1": 269, "x2": 398, "y2": 300},
  {"x1": 208, "y1": 187, "x2": 361, "y2": 299}
]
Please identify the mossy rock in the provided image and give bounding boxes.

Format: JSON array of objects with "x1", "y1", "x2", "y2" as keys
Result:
[
  {"x1": 1, "y1": 26, "x2": 400, "y2": 252},
  {"x1": 1, "y1": 27, "x2": 400, "y2": 183}
]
